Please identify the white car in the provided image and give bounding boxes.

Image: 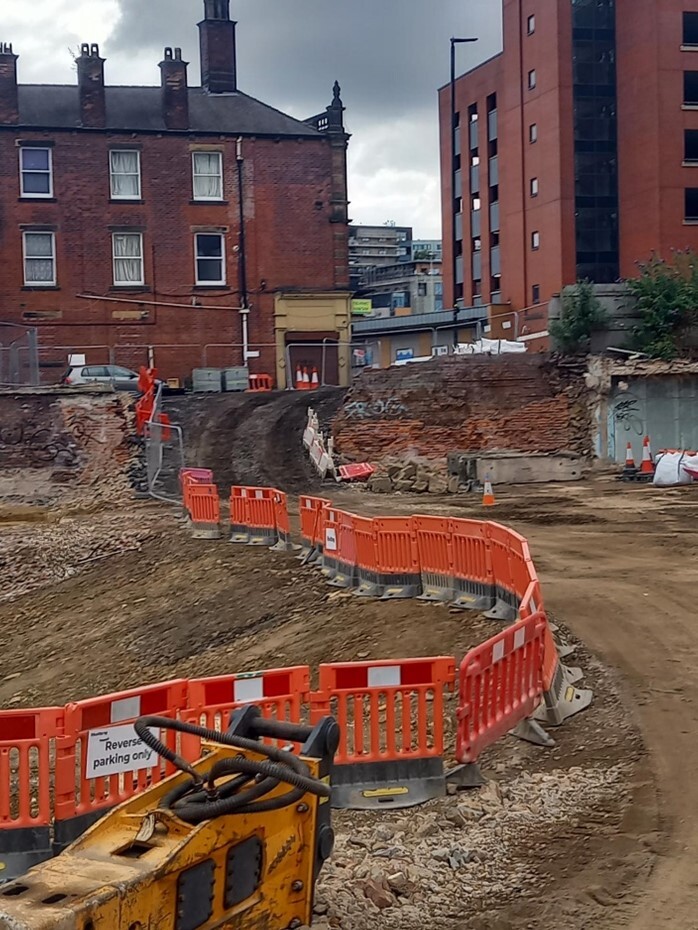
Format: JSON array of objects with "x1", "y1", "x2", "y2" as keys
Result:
[{"x1": 61, "y1": 364, "x2": 146, "y2": 392}]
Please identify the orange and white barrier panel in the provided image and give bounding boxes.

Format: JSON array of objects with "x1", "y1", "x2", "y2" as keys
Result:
[{"x1": 311, "y1": 657, "x2": 456, "y2": 809}]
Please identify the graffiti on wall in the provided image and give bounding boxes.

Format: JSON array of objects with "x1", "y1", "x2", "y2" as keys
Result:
[
  {"x1": 343, "y1": 398, "x2": 408, "y2": 420},
  {"x1": 613, "y1": 394, "x2": 645, "y2": 437}
]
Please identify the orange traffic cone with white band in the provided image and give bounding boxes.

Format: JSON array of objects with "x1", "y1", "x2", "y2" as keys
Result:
[
  {"x1": 639, "y1": 436, "x2": 655, "y2": 475},
  {"x1": 302, "y1": 368, "x2": 311, "y2": 390},
  {"x1": 295, "y1": 365, "x2": 304, "y2": 391},
  {"x1": 621, "y1": 442, "x2": 637, "y2": 477},
  {"x1": 482, "y1": 476, "x2": 496, "y2": 507},
  {"x1": 311, "y1": 368, "x2": 320, "y2": 390}
]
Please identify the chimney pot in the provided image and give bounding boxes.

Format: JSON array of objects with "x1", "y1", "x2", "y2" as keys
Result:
[
  {"x1": 164, "y1": 46, "x2": 173, "y2": 60},
  {"x1": 175, "y1": 47, "x2": 182, "y2": 60},
  {"x1": 0, "y1": 41, "x2": 19, "y2": 124},
  {"x1": 90, "y1": 43, "x2": 99, "y2": 57}
]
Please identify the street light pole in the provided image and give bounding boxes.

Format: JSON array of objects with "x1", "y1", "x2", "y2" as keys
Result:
[{"x1": 450, "y1": 36, "x2": 478, "y2": 348}]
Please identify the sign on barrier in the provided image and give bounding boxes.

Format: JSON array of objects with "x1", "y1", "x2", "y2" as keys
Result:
[
  {"x1": 326, "y1": 510, "x2": 358, "y2": 589},
  {"x1": 0, "y1": 708, "x2": 63, "y2": 881},
  {"x1": 456, "y1": 613, "x2": 546, "y2": 764},
  {"x1": 53, "y1": 679, "x2": 188, "y2": 852},
  {"x1": 310, "y1": 657, "x2": 456, "y2": 810}
]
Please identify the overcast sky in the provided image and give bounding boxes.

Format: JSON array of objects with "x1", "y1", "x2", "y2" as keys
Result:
[{"x1": 5, "y1": 0, "x2": 502, "y2": 239}]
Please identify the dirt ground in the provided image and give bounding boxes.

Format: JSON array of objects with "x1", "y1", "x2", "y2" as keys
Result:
[{"x1": 3, "y1": 471, "x2": 698, "y2": 927}]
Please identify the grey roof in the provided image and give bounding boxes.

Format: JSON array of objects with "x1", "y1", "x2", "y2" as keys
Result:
[
  {"x1": 12, "y1": 85, "x2": 321, "y2": 137},
  {"x1": 352, "y1": 307, "x2": 487, "y2": 335}
]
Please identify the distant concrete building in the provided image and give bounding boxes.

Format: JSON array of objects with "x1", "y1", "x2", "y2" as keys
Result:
[
  {"x1": 354, "y1": 259, "x2": 443, "y2": 318},
  {"x1": 411, "y1": 239, "x2": 443, "y2": 262},
  {"x1": 348, "y1": 224, "x2": 412, "y2": 290}
]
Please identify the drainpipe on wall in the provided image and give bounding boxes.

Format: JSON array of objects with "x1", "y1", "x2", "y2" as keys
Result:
[{"x1": 236, "y1": 136, "x2": 250, "y2": 364}]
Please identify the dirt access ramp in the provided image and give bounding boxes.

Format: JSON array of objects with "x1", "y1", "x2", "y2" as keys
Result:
[{"x1": 166, "y1": 388, "x2": 344, "y2": 493}]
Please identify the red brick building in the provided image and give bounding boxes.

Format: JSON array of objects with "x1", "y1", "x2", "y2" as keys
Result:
[
  {"x1": 439, "y1": 0, "x2": 698, "y2": 323},
  {"x1": 0, "y1": 0, "x2": 351, "y2": 386}
]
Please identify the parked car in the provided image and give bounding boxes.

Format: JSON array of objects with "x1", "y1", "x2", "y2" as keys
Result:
[{"x1": 60, "y1": 364, "x2": 156, "y2": 392}]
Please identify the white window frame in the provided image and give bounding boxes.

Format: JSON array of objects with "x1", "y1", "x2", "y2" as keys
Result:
[
  {"x1": 528, "y1": 69, "x2": 537, "y2": 90},
  {"x1": 530, "y1": 122, "x2": 538, "y2": 143},
  {"x1": 527, "y1": 14, "x2": 536, "y2": 35},
  {"x1": 530, "y1": 177, "x2": 539, "y2": 197},
  {"x1": 531, "y1": 230, "x2": 541, "y2": 250},
  {"x1": 192, "y1": 151, "x2": 224, "y2": 201},
  {"x1": 112, "y1": 232, "x2": 145, "y2": 287},
  {"x1": 22, "y1": 231, "x2": 56, "y2": 286},
  {"x1": 19, "y1": 146, "x2": 53, "y2": 199},
  {"x1": 109, "y1": 149, "x2": 141, "y2": 200},
  {"x1": 195, "y1": 232, "x2": 226, "y2": 286}
]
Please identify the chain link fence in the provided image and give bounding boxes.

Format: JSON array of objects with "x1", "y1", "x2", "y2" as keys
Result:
[{"x1": 0, "y1": 323, "x2": 39, "y2": 387}]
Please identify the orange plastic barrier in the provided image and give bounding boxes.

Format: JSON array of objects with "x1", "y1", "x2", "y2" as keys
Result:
[
  {"x1": 310, "y1": 657, "x2": 456, "y2": 809},
  {"x1": 450, "y1": 518, "x2": 495, "y2": 611},
  {"x1": 180, "y1": 666, "x2": 310, "y2": 758},
  {"x1": 353, "y1": 514, "x2": 381, "y2": 596},
  {"x1": 414, "y1": 515, "x2": 453, "y2": 602},
  {"x1": 321, "y1": 508, "x2": 357, "y2": 588},
  {"x1": 180, "y1": 467, "x2": 214, "y2": 511},
  {"x1": 229, "y1": 486, "x2": 289, "y2": 547},
  {"x1": 298, "y1": 495, "x2": 331, "y2": 561},
  {"x1": 456, "y1": 612, "x2": 546, "y2": 764},
  {"x1": 485, "y1": 523, "x2": 519, "y2": 621},
  {"x1": 53, "y1": 680, "x2": 188, "y2": 851},
  {"x1": 247, "y1": 373, "x2": 274, "y2": 392},
  {"x1": 270, "y1": 489, "x2": 296, "y2": 552},
  {"x1": 188, "y1": 483, "x2": 221, "y2": 538},
  {"x1": 0, "y1": 707, "x2": 64, "y2": 877},
  {"x1": 374, "y1": 517, "x2": 421, "y2": 599}
]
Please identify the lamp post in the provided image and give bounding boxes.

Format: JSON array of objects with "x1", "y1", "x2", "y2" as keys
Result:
[{"x1": 450, "y1": 36, "x2": 478, "y2": 347}]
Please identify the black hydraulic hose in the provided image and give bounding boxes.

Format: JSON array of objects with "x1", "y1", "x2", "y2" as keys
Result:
[{"x1": 134, "y1": 715, "x2": 330, "y2": 824}]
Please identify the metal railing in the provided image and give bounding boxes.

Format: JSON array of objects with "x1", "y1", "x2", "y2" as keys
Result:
[
  {"x1": 0, "y1": 323, "x2": 39, "y2": 387},
  {"x1": 144, "y1": 382, "x2": 184, "y2": 504}
]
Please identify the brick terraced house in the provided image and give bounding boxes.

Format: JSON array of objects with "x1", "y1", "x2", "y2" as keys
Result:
[{"x1": 0, "y1": 0, "x2": 351, "y2": 386}]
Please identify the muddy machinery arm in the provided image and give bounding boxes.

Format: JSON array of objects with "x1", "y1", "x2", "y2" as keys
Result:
[{"x1": 0, "y1": 707, "x2": 339, "y2": 930}]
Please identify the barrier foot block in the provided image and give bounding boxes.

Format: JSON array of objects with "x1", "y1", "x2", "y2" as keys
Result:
[
  {"x1": 534, "y1": 684, "x2": 594, "y2": 727},
  {"x1": 445, "y1": 762, "x2": 486, "y2": 790},
  {"x1": 230, "y1": 531, "x2": 250, "y2": 545},
  {"x1": 330, "y1": 759, "x2": 445, "y2": 810},
  {"x1": 192, "y1": 524, "x2": 222, "y2": 540},
  {"x1": 270, "y1": 540, "x2": 301, "y2": 553},
  {"x1": 417, "y1": 589, "x2": 454, "y2": 603},
  {"x1": 557, "y1": 642, "x2": 577, "y2": 660},
  {"x1": 511, "y1": 718, "x2": 555, "y2": 749},
  {"x1": 484, "y1": 601, "x2": 518, "y2": 623},
  {"x1": 353, "y1": 583, "x2": 383, "y2": 598},
  {"x1": 562, "y1": 665, "x2": 584, "y2": 686}
]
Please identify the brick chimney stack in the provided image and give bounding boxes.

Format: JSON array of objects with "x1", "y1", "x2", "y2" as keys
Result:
[
  {"x1": 77, "y1": 43, "x2": 106, "y2": 129},
  {"x1": 198, "y1": 0, "x2": 237, "y2": 94},
  {"x1": 0, "y1": 43, "x2": 19, "y2": 125},
  {"x1": 160, "y1": 47, "x2": 189, "y2": 130}
]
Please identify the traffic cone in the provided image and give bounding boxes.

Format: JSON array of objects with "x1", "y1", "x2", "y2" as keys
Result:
[
  {"x1": 310, "y1": 368, "x2": 320, "y2": 390},
  {"x1": 482, "y1": 477, "x2": 496, "y2": 507},
  {"x1": 622, "y1": 442, "x2": 636, "y2": 476},
  {"x1": 302, "y1": 368, "x2": 311, "y2": 390},
  {"x1": 639, "y1": 436, "x2": 655, "y2": 475},
  {"x1": 295, "y1": 365, "x2": 303, "y2": 391}
]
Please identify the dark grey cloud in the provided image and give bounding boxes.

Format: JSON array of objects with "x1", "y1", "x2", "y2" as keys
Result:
[{"x1": 107, "y1": 0, "x2": 502, "y2": 235}]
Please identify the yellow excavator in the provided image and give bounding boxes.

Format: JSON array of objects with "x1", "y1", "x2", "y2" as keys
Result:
[{"x1": 0, "y1": 705, "x2": 339, "y2": 929}]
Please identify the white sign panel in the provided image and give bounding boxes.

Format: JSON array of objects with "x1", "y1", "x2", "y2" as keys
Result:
[
  {"x1": 85, "y1": 723, "x2": 158, "y2": 779},
  {"x1": 325, "y1": 528, "x2": 337, "y2": 552}
]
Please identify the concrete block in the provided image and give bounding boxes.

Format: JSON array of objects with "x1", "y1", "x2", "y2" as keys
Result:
[{"x1": 475, "y1": 453, "x2": 586, "y2": 485}]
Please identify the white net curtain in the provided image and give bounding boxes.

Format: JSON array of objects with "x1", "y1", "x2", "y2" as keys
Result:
[
  {"x1": 110, "y1": 151, "x2": 140, "y2": 198},
  {"x1": 113, "y1": 233, "x2": 143, "y2": 284},
  {"x1": 193, "y1": 152, "x2": 222, "y2": 199},
  {"x1": 24, "y1": 233, "x2": 54, "y2": 283}
]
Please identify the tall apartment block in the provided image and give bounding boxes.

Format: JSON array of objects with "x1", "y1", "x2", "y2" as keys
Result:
[{"x1": 439, "y1": 0, "x2": 698, "y2": 312}]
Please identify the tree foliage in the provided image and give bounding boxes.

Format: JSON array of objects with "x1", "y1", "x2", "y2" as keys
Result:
[
  {"x1": 628, "y1": 251, "x2": 698, "y2": 360},
  {"x1": 550, "y1": 280, "x2": 608, "y2": 354}
]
